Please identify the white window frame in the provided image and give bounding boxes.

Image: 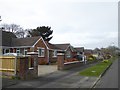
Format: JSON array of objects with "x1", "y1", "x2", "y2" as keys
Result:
[
  {"x1": 24, "y1": 48, "x2": 27, "y2": 55},
  {"x1": 53, "y1": 50, "x2": 57, "y2": 57},
  {"x1": 4, "y1": 49, "x2": 6, "y2": 54},
  {"x1": 77, "y1": 52, "x2": 80, "y2": 55},
  {"x1": 16, "y1": 48, "x2": 20, "y2": 55},
  {"x1": 4, "y1": 49, "x2": 10, "y2": 54},
  {"x1": 38, "y1": 47, "x2": 45, "y2": 57}
]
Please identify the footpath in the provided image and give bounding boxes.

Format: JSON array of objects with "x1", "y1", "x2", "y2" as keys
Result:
[{"x1": 94, "y1": 59, "x2": 118, "y2": 88}]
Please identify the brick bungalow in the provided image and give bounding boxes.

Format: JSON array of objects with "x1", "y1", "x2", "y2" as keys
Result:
[
  {"x1": 54, "y1": 43, "x2": 75, "y2": 60},
  {"x1": 1, "y1": 31, "x2": 75, "y2": 64},
  {"x1": 1, "y1": 31, "x2": 51, "y2": 64},
  {"x1": 74, "y1": 47, "x2": 84, "y2": 60},
  {"x1": 74, "y1": 47, "x2": 84, "y2": 55}
]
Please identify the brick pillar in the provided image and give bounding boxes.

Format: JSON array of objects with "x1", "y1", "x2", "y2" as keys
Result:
[
  {"x1": 57, "y1": 52, "x2": 65, "y2": 70},
  {"x1": 18, "y1": 57, "x2": 29, "y2": 80},
  {"x1": 27, "y1": 52, "x2": 38, "y2": 78},
  {"x1": 31, "y1": 54, "x2": 38, "y2": 77}
]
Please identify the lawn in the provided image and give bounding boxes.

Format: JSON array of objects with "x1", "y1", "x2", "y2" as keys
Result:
[{"x1": 79, "y1": 60, "x2": 112, "y2": 77}]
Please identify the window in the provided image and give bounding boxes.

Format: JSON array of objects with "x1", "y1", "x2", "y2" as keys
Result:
[
  {"x1": 3, "y1": 49, "x2": 6, "y2": 54},
  {"x1": 77, "y1": 52, "x2": 80, "y2": 55},
  {"x1": 4, "y1": 49, "x2": 10, "y2": 53},
  {"x1": 38, "y1": 48, "x2": 45, "y2": 57},
  {"x1": 24, "y1": 48, "x2": 27, "y2": 55},
  {"x1": 16, "y1": 48, "x2": 20, "y2": 55},
  {"x1": 66, "y1": 51, "x2": 71, "y2": 58},
  {"x1": 53, "y1": 50, "x2": 57, "y2": 57}
]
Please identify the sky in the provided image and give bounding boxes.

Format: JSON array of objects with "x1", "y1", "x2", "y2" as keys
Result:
[{"x1": 0, "y1": 0, "x2": 119, "y2": 49}]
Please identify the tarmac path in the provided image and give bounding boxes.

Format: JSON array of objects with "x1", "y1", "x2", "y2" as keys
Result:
[{"x1": 95, "y1": 59, "x2": 118, "y2": 88}]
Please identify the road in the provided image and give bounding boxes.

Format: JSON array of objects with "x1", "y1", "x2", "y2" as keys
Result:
[{"x1": 95, "y1": 59, "x2": 118, "y2": 88}]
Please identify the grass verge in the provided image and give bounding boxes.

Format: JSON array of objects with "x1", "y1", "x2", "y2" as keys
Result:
[{"x1": 79, "y1": 59, "x2": 112, "y2": 77}]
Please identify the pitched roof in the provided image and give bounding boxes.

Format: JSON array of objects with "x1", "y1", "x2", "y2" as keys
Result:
[
  {"x1": 11, "y1": 36, "x2": 41, "y2": 47},
  {"x1": 84, "y1": 49, "x2": 93, "y2": 54},
  {"x1": 53, "y1": 43, "x2": 70, "y2": 50},
  {"x1": 74, "y1": 47, "x2": 84, "y2": 52},
  {"x1": 1, "y1": 31, "x2": 42, "y2": 47},
  {"x1": 1, "y1": 31, "x2": 17, "y2": 46},
  {"x1": 45, "y1": 42, "x2": 60, "y2": 50}
]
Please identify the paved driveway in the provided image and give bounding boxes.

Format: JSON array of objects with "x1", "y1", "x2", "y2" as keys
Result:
[
  {"x1": 38, "y1": 65, "x2": 58, "y2": 76},
  {"x1": 6, "y1": 62, "x2": 99, "y2": 88}
]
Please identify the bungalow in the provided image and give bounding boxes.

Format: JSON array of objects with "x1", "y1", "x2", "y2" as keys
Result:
[
  {"x1": 84, "y1": 49, "x2": 93, "y2": 56},
  {"x1": 84, "y1": 49, "x2": 93, "y2": 60},
  {"x1": 54, "y1": 43, "x2": 75, "y2": 60},
  {"x1": 1, "y1": 31, "x2": 74, "y2": 65},
  {"x1": 74, "y1": 47, "x2": 84, "y2": 55},
  {"x1": 74, "y1": 47, "x2": 84, "y2": 60},
  {"x1": 1, "y1": 31, "x2": 50, "y2": 64}
]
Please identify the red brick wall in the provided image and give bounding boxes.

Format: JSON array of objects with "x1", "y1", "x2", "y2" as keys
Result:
[
  {"x1": 34, "y1": 39, "x2": 49, "y2": 64},
  {"x1": 49, "y1": 50, "x2": 57, "y2": 63}
]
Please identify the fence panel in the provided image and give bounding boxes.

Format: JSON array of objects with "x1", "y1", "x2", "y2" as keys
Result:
[{"x1": 0, "y1": 56, "x2": 16, "y2": 76}]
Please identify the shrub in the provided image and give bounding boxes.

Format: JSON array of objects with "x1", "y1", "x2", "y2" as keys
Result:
[
  {"x1": 88, "y1": 55, "x2": 96, "y2": 61},
  {"x1": 12, "y1": 76, "x2": 21, "y2": 80},
  {"x1": 102, "y1": 60, "x2": 109, "y2": 63},
  {"x1": 106, "y1": 55, "x2": 112, "y2": 59},
  {"x1": 88, "y1": 57, "x2": 94, "y2": 61}
]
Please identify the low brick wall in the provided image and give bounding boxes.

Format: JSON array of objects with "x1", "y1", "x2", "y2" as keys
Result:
[
  {"x1": 57, "y1": 52, "x2": 85, "y2": 70},
  {"x1": 57, "y1": 52, "x2": 99, "y2": 70},
  {"x1": 63, "y1": 61, "x2": 84, "y2": 70}
]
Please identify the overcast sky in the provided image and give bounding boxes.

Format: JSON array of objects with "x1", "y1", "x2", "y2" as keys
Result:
[{"x1": 0, "y1": 0, "x2": 118, "y2": 49}]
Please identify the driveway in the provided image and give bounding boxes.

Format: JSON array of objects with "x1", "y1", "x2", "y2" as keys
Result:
[
  {"x1": 5, "y1": 62, "x2": 99, "y2": 88},
  {"x1": 38, "y1": 65, "x2": 58, "y2": 76}
]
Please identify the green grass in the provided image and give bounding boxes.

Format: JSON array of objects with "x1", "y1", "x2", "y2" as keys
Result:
[{"x1": 79, "y1": 60, "x2": 112, "y2": 77}]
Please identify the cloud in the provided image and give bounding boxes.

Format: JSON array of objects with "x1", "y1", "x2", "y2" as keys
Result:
[{"x1": 0, "y1": 0, "x2": 118, "y2": 49}]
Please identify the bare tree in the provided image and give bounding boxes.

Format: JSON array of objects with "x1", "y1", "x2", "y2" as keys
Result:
[
  {"x1": 15, "y1": 27, "x2": 25, "y2": 38},
  {"x1": 1, "y1": 23, "x2": 25, "y2": 38},
  {"x1": 1, "y1": 24, "x2": 10, "y2": 31}
]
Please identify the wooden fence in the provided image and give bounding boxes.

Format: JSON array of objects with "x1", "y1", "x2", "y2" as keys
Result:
[
  {"x1": 0, "y1": 56, "x2": 16, "y2": 76},
  {"x1": 0, "y1": 56, "x2": 34, "y2": 78}
]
